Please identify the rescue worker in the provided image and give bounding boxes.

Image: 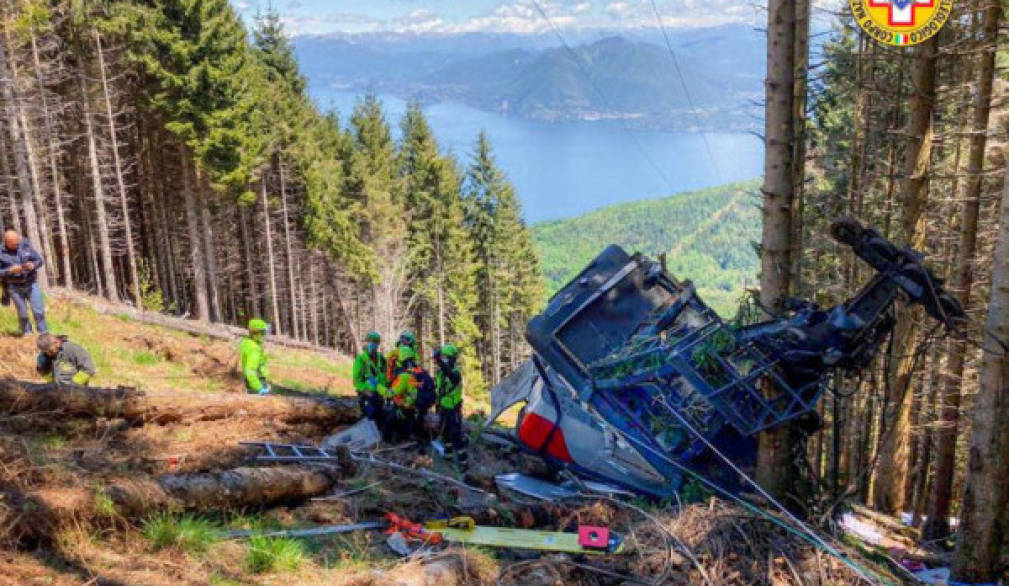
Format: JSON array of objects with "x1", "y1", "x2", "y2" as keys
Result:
[
  {"x1": 36, "y1": 333, "x2": 95, "y2": 386},
  {"x1": 352, "y1": 331, "x2": 388, "y2": 422},
  {"x1": 385, "y1": 330, "x2": 418, "y2": 383},
  {"x1": 385, "y1": 346, "x2": 435, "y2": 444},
  {"x1": 0, "y1": 230, "x2": 47, "y2": 335},
  {"x1": 433, "y1": 344, "x2": 467, "y2": 466},
  {"x1": 240, "y1": 318, "x2": 271, "y2": 394}
]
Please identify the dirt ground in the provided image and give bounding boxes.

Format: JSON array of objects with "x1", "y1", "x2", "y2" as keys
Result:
[{"x1": 0, "y1": 295, "x2": 892, "y2": 585}]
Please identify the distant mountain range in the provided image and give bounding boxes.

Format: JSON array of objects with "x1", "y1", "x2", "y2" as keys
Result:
[{"x1": 292, "y1": 26, "x2": 765, "y2": 132}]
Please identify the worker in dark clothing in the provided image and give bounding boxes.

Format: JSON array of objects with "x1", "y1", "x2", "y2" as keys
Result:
[
  {"x1": 0, "y1": 230, "x2": 47, "y2": 335},
  {"x1": 434, "y1": 344, "x2": 467, "y2": 466},
  {"x1": 385, "y1": 346, "x2": 435, "y2": 444},
  {"x1": 352, "y1": 331, "x2": 388, "y2": 422},
  {"x1": 36, "y1": 333, "x2": 96, "y2": 386}
]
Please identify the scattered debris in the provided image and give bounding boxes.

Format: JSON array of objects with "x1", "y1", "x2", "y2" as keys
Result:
[
  {"x1": 310, "y1": 480, "x2": 382, "y2": 501},
  {"x1": 319, "y1": 418, "x2": 380, "y2": 452},
  {"x1": 386, "y1": 531, "x2": 411, "y2": 557},
  {"x1": 353, "y1": 452, "x2": 496, "y2": 498},
  {"x1": 225, "y1": 521, "x2": 384, "y2": 539},
  {"x1": 496, "y1": 472, "x2": 575, "y2": 500}
]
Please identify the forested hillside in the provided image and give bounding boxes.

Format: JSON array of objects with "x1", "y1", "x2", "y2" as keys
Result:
[
  {"x1": 0, "y1": 1, "x2": 542, "y2": 393},
  {"x1": 533, "y1": 180, "x2": 760, "y2": 315},
  {"x1": 756, "y1": 0, "x2": 1009, "y2": 580}
]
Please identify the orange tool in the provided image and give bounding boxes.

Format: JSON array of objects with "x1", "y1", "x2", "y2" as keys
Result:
[{"x1": 385, "y1": 513, "x2": 443, "y2": 544}]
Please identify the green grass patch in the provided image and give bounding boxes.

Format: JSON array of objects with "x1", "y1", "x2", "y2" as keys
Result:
[
  {"x1": 208, "y1": 574, "x2": 244, "y2": 586},
  {"x1": 41, "y1": 433, "x2": 66, "y2": 449},
  {"x1": 93, "y1": 490, "x2": 117, "y2": 518},
  {"x1": 131, "y1": 350, "x2": 160, "y2": 366},
  {"x1": 143, "y1": 513, "x2": 221, "y2": 554},
  {"x1": 245, "y1": 536, "x2": 306, "y2": 573},
  {"x1": 274, "y1": 351, "x2": 350, "y2": 378}
]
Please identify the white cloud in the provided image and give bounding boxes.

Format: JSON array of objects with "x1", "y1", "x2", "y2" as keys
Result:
[
  {"x1": 603, "y1": 0, "x2": 761, "y2": 28},
  {"x1": 604, "y1": 2, "x2": 630, "y2": 18},
  {"x1": 281, "y1": 12, "x2": 382, "y2": 35},
  {"x1": 278, "y1": 0, "x2": 773, "y2": 36},
  {"x1": 441, "y1": 0, "x2": 588, "y2": 33},
  {"x1": 390, "y1": 9, "x2": 446, "y2": 33}
]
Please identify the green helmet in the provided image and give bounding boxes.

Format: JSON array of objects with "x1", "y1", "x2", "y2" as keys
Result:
[
  {"x1": 398, "y1": 330, "x2": 416, "y2": 347},
  {"x1": 396, "y1": 345, "x2": 418, "y2": 366},
  {"x1": 248, "y1": 318, "x2": 268, "y2": 333},
  {"x1": 365, "y1": 331, "x2": 381, "y2": 343},
  {"x1": 440, "y1": 344, "x2": 459, "y2": 359}
]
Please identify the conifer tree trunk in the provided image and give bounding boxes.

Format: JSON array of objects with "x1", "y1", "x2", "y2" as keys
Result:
[
  {"x1": 308, "y1": 255, "x2": 319, "y2": 345},
  {"x1": 79, "y1": 70, "x2": 118, "y2": 300},
  {"x1": 29, "y1": 27, "x2": 71, "y2": 287},
  {"x1": 277, "y1": 160, "x2": 299, "y2": 338},
  {"x1": 82, "y1": 199, "x2": 103, "y2": 298},
  {"x1": 4, "y1": 25, "x2": 55, "y2": 288},
  {"x1": 239, "y1": 204, "x2": 258, "y2": 318},
  {"x1": 93, "y1": 31, "x2": 139, "y2": 303},
  {"x1": 0, "y1": 130, "x2": 24, "y2": 236},
  {"x1": 788, "y1": 0, "x2": 809, "y2": 292},
  {"x1": 198, "y1": 173, "x2": 220, "y2": 322},
  {"x1": 261, "y1": 179, "x2": 281, "y2": 331},
  {"x1": 180, "y1": 150, "x2": 208, "y2": 320},
  {"x1": 152, "y1": 150, "x2": 179, "y2": 309},
  {"x1": 924, "y1": 0, "x2": 1000, "y2": 539},
  {"x1": 490, "y1": 260, "x2": 502, "y2": 385},
  {"x1": 873, "y1": 36, "x2": 938, "y2": 515},
  {"x1": 0, "y1": 39, "x2": 46, "y2": 283},
  {"x1": 951, "y1": 156, "x2": 1009, "y2": 584},
  {"x1": 756, "y1": 0, "x2": 806, "y2": 502},
  {"x1": 435, "y1": 239, "x2": 446, "y2": 346},
  {"x1": 94, "y1": 31, "x2": 139, "y2": 304}
]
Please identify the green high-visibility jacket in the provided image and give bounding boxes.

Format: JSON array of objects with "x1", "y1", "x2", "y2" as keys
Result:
[
  {"x1": 239, "y1": 336, "x2": 270, "y2": 391},
  {"x1": 353, "y1": 351, "x2": 388, "y2": 396},
  {"x1": 435, "y1": 365, "x2": 462, "y2": 409}
]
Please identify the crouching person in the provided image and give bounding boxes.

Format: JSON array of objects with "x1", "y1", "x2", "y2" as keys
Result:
[
  {"x1": 433, "y1": 344, "x2": 467, "y2": 467},
  {"x1": 36, "y1": 333, "x2": 96, "y2": 386},
  {"x1": 353, "y1": 331, "x2": 388, "y2": 423},
  {"x1": 240, "y1": 319, "x2": 271, "y2": 394}
]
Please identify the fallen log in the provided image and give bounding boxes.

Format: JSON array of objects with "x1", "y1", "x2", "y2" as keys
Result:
[
  {"x1": 107, "y1": 453, "x2": 355, "y2": 516},
  {"x1": 0, "y1": 380, "x2": 359, "y2": 426}
]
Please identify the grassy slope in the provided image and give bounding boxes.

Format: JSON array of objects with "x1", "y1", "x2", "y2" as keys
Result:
[
  {"x1": 532, "y1": 180, "x2": 762, "y2": 316},
  {"x1": 0, "y1": 294, "x2": 353, "y2": 396},
  {"x1": 0, "y1": 294, "x2": 503, "y2": 584}
]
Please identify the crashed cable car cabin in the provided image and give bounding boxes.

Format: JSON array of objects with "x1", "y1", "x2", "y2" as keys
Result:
[{"x1": 493, "y1": 217, "x2": 964, "y2": 499}]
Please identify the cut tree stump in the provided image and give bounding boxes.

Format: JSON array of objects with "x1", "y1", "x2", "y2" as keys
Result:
[
  {"x1": 107, "y1": 452, "x2": 355, "y2": 516},
  {"x1": 0, "y1": 380, "x2": 359, "y2": 426}
]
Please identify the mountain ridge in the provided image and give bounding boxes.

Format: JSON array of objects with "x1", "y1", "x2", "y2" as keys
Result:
[{"x1": 293, "y1": 26, "x2": 764, "y2": 131}]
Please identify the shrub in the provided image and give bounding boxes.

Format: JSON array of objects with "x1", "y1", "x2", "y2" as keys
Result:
[
  {"x1": 245, "y1": 536, "x2": 305, "y2": 573},
  {"x1": 143, "y1": 513, "x2": 220, "y2": 554}
]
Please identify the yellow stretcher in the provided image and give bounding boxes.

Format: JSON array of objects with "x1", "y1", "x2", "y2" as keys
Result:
[{"x1": 423, "y1": 517, "x2": 625, "y2": 555}]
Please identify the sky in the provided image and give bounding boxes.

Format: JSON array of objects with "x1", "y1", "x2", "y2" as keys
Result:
[{"x1": 227, "y1": 0, "x2": 823, "y2": 37}]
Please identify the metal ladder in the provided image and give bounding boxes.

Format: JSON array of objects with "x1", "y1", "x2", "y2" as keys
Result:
[{"x1": 240, "y1": 441, "x2": 342, "y2": 463}]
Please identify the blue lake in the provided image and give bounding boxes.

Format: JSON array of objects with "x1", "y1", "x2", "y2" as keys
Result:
[{"x1": 313, "y1": 89, "x2": 764, "y2": 223}]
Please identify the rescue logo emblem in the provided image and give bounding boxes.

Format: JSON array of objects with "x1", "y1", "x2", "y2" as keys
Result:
[{"x1": 850, "y1": 0, "x2": 953, "y2": 47}]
